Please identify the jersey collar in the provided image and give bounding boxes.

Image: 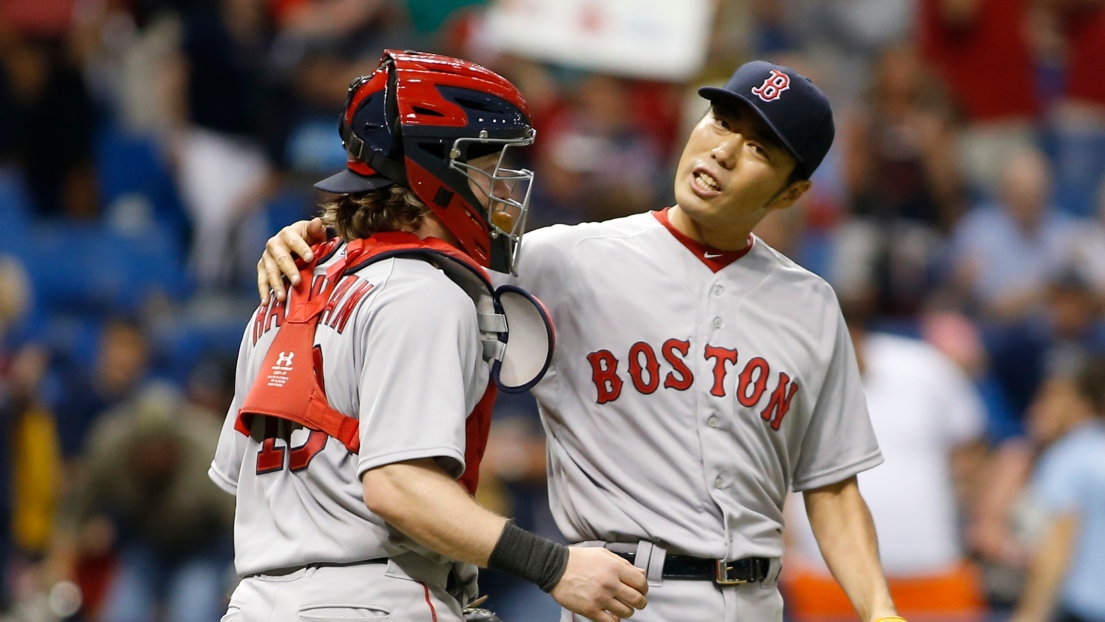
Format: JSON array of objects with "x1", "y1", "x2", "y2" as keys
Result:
[{"x1": 653, "y1": 207, "x2": 754, "y2": 273}]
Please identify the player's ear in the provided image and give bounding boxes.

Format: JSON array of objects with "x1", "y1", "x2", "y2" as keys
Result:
[{"x1": 769, "y1": 179, "x2": 811, "y2": 211}]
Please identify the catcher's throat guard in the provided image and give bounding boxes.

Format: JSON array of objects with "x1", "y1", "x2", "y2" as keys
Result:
[
  {"x1": 489, "y1": 285, "x2": 552, "y2": 392},
  {"x1": 235, "y1": 232, "x2": 554, "y2": 459},
  {"x1": 429, "y1": 260, "x2": 553, "y2": 394}
]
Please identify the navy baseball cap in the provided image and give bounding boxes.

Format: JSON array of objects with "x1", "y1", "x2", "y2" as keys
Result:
[
  {"x1": 314, "y1": 169, "x2": 395, "y2": 194},
  {"x1": 698, "y1": 60, "x2": 835, "y2": 178}
]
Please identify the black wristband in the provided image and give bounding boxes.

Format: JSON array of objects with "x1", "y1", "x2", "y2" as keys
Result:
[{"x1": 487, "y1": 522, "x2": 569, "y2": 592}]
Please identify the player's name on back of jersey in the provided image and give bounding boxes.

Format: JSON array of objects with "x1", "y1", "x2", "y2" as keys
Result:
[
  {"x1": 586, "y1": 340, "x2": 799, "y2": 431},
  {"x1": 252, "y1": 274, "x2": 374, "y2": 344}
]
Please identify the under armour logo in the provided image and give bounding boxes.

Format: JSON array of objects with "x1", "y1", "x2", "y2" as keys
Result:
[
  {"x1": 276, "y1": 352, "x2": 295, "y2": 367},
  {"x1": 752, "y1": 70, "x2": 791, "y2": 102}
]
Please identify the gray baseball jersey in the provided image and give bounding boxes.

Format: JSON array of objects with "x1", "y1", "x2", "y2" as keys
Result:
[
  {"x1": 209, "y1": 248, "x2": 489, "y2": 578},
  {"x1": 497, "y1": 208, "x2": 882, "y2": 562}
]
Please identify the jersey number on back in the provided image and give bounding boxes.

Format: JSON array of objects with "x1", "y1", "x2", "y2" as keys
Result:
[
  {"x1": 255, "y1": 344, "x2": 330, "y2": 474},
  {"x1": 255, "y1": 424, "x2": 328, "y2": 474}
]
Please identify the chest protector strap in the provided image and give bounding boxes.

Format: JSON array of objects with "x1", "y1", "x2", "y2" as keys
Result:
[{"x1": 234, "y1": 232, "x2": 553, "y2": 492}]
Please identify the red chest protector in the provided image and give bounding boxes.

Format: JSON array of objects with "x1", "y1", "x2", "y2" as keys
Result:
[{"x1": 234, "y1": 232, "x2": 543, "y2": 494}]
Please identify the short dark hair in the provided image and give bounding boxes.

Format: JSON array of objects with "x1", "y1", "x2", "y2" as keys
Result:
[
  {"x1": 1075, "y1": 355, "x2": 1105, "y2": 417},
  {"x1": 785, "y1": 163, "x2": 808, "y2": 185}
]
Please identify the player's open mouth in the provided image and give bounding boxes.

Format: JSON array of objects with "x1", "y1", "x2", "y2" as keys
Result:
[{"x1": 692, "y1": 169, "x2": 721, "y2": 194}]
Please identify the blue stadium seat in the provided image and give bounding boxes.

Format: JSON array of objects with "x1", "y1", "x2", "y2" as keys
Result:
[
  {"x1": 39, "y1": 313, "x2": 106, "y2": 370},
  {"x1": 153, "y1": 313, "x2": 252, "y2": 384},
  {"x1": 19, "y1": 221, "x2": 188, "y2": 317},
  {"x1": 0, "y1": 167, "x2": 34, "y2": 244},
  {"x1": 262, "y1": 187, "x2": 317, "y2": 236},
  {"x1": 93, "y1": 125, "x2": 189, "y2": 242}
]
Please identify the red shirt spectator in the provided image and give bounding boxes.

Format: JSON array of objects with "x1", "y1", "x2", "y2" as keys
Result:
[
  {"x1": 918, "y1": 0, "x2": 1038, "y2": 122},
  {"x1": 1059, "y1": 1, "x2": 1105, "y2": 107},
  {"x1": 0, "y1": 0, "x2": 75, "y2": 38}
]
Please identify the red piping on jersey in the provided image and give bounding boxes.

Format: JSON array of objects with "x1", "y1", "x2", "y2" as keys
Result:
[
  {"x1": 653, "y1": 207, "x2": 754, "y2": 273},
  {"x1": 236, "y1": 231, "x2": 496, "y2": 493},
  {"x1": 421, "y1": 582, "x2": 438, "y2": 622}
]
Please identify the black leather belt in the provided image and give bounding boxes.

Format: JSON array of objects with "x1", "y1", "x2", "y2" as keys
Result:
[{"x1": 609, "y1": 551, "x2": 771, "y2": 585}]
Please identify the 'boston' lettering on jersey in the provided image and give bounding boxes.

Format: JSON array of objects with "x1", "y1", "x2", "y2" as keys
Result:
[
  {"x1": 252, "y1": 274, "x2": 374, "y2": 344},
  {"x1": 586, "y1": 341, "x2": 800, "y2": 431}
]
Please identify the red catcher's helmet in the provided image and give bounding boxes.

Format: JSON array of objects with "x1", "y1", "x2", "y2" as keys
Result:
[{"x1": 315, "y1": 49, "x2": 536, "y2": 273}]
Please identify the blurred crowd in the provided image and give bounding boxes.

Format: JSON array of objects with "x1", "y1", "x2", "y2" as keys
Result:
[{"x1": 1, "y1": 0, "x2": 1104, "y2": 621}]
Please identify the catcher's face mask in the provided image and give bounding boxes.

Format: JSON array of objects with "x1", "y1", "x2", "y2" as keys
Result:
[
  {"x1": 317, "y1": 50, "x2": 537, "y2": 274},
  {"x1": 450, "y1": 136, "x2": 536, "y2": 277}
]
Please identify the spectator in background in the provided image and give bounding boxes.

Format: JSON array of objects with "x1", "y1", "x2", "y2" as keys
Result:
[
  {"x1": 1001, "y1": 265, "x2": 1105, "y2": 430},
  {"x1": 1045, "y1": 0, "x2": 1105, "y2": 217},
  {"x1": 48, "y1": 382, "x2": 235, "y2": 622},
  {"x1": 539, "y1": 74, "x2": 666, "y2": 222},
  {"x1": 951, "y1": 147, "x2": 1081, "y2": 418},
  {"x1": 921, "y1": 310, "x2": 1022, "y2": 443},
  {"x1": 52, "y1": 316, "x2": 150, "y2": 467},
  {"x1": 918, "y1": 0, "x2": 1040, "y2": 198},
  {"x1": 921, "y1": 310, "x2": 1039, "y2": 610},
  {"x1": 525, "y1": 128, "x2": 599, "y2": 229},
  {"x1": 784, "y1": 0, "x2": 913, "y2": 100},
  {"x1": 0, "y1": 257, "x2": 60, "y2": 613},
  {"x1": 1010, "y1": 356, "x2": 1105, "y2": 622},
  {"x1": 749, "y1": 0, "x2": 797, "y2": 55},
  {"x1": 269, "y1": 0, "x2": 399, "y2": 47},
  {"x1": 0, "y1": 0, "x2": 100, "y2": 220},
  {"x1": 1071, "y1": 177, "x2": 1105, "y2": 298},
  {"x1": 951, "y1": 147, "x2": 1077, "y2": 323},
  {"x1": 1041, "y1": 268, "x2": 1105, "y2": 374},
  {"x1": 953, "y1": 268, "x2": 1105, "y2": 601},
  {"x1": 278, "y1": 42, "x2": 356, "y2": 185},
  {"x1": 844, "y1": 45, "x2": 963, "y2": 231},
  {"x1": 834, "y1": 45, "x2": 962, "y2": 318},
  {"x1": 0, "y1": 33, "x2": 99, "y2": 218},
  {"x1": 69, "y1": 0, "x2": 187, "y2": 140},
  {"x1": 182, "y1": 350, "x2": 237, "y2": 419},
  {"x1": 967, "y1": 435, "x2": 1039, "y2": 611},
  {"x1": 783, "y1": 298, "x2": 988, "y2": 622},
  {"x1": 174, "y1": 0, "x2": 276, "y2": 291}
]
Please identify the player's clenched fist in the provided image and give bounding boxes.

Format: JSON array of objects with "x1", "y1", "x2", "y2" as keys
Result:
[{"x1": 550, "y1": 547, "x2": 648, "y2": 622}]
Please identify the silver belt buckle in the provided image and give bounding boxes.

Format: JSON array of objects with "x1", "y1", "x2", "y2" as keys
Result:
[{"x1": 714, "y1": 560, "x2": 748, "y2": 585}]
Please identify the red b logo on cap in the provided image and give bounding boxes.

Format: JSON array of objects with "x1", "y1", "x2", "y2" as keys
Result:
[{"x1": 752, "y1": 70, "x2": 791, "y2": 102}]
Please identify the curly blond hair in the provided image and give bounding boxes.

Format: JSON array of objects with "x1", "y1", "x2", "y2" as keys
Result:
[{"x1": 319, "y1": 186, "x2": 429, "y2": 241}]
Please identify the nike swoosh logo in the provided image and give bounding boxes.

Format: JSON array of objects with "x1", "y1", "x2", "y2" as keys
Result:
[{"x1": 703, "y1": 252, "x2": 723, "y2": 259}]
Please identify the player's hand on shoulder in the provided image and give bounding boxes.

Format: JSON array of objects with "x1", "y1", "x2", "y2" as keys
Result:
[
  {"x1": 550, "y1": 547, "x2": 647, "y2": 622},
  {"x1": 258, "y1": 218, "x2": 326, "y2": 304}
]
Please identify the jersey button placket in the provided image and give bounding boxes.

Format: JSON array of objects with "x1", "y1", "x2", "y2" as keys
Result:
[
  {"x1": 707, "y1": 415, "x2": 719, "y2": 428},
  {"x1": 713, "y1": 317, "x2": 723, "y2": 329}
]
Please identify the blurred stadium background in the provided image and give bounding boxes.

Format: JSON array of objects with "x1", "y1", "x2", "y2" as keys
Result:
[{"x1": 1, "y1": 0, "x2": 1104, "y2": 620}]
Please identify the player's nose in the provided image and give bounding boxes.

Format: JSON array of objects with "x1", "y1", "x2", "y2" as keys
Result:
[
  {"x1": 491, "y1": 177, "x2": 512, "y2": 199},
  {"x1": 711, "y1": 133, "x2": 741, "y2": 170}
]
